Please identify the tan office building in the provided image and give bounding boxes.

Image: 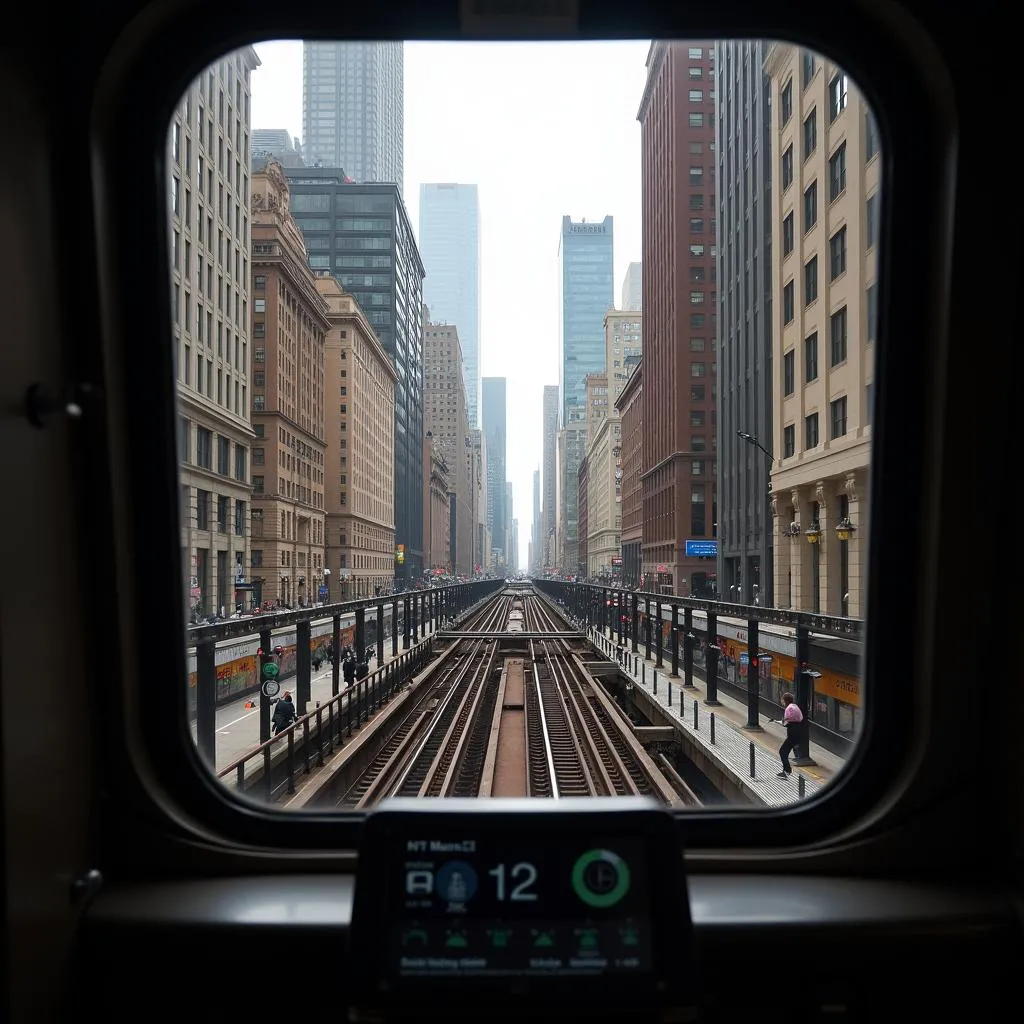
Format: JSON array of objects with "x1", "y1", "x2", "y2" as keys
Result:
[
  {"x1": 584, "y1": 372, "x2": 609, "y2": 447},
  {"x1": 616, "y1": 360, "x2": 644, "y2": 587},
  {"x1": 249, "y1": 159, "x2": 329, "y2": 607},
  {"x1": 765, "y1": 44, "x2": 878, "y2": 617},
  {"x1": 423, "y1": 436, "x2": 451, "y2": 572},
  {"x1": 585, "y1": 413, "x2": 623, "y2": 578},
  {"x1": 424, "y1": 322, "x2": 474, "y2": 573},
  {"x1": 170, "y1": 48, "x2": 260, "y2": 618},
  {"x1": 317, "y1": 278, "x2": 397, "y2": 599},
  {"x1": 604, "y1": 310, "x2": 643, "y2": 408}
]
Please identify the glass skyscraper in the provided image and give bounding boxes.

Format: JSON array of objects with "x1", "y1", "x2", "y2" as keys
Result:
[
  {"x1": 419, "y1": 183, "x2": 481, "y2": 428},
  {"x1": 302, "y1": 42, "x2": 404, "y2": 188},
  {"x1": 481, "y1": 377, "x2": 507, "y2": 565},
  {"x1": 558, "y1": 216, "x2": 614, "y2": 428},
  {"x1": 558, "y1": 216, "x2": 614, "y2": 571}
]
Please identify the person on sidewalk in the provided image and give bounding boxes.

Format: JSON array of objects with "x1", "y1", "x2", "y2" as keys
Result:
[{"x1": 773, "y1": 692, "x2": 805, "y2": 778}]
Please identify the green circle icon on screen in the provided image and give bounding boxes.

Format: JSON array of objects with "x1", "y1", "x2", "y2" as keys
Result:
[{"x1": 571, "y1": 849, "x2": 630, "y2": 908}]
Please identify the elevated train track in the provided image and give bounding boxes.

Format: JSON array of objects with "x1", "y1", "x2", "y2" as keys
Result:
[{"x1": 328, "y1": 588, "x2": 688, "y2": 809}]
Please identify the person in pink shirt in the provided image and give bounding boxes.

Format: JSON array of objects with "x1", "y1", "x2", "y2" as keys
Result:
[{"x1": 775, "y1": 692, "x2": 805, "y2": 778}]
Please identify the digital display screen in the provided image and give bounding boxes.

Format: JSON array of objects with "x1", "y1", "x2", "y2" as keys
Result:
[{"x1": 388, "y1": 836, "x2": 653, "y2": 979}]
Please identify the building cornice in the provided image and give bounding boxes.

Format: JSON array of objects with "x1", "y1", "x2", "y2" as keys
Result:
[
  {"x1": 764, "y1": 41, "x2": 795, "y2": 80},
  {"x1": 614, "y1": 357, "x2": 643, "y2": 411},
  {"x1": 637, "y1": 41, "x2": 668, "y2": 123}
]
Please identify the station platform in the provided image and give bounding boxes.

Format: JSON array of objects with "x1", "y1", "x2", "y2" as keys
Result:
[
  {"x1": 585, "y1": 626, "x2": 850, "y2": 807},
  {"x1": 189, "y1": 622, "x2": 440, "y2": 774}
]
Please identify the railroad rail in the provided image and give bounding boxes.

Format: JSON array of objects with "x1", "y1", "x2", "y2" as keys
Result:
[{"x1": 331, "y1": 590, "x2": 684, "y2": 809}]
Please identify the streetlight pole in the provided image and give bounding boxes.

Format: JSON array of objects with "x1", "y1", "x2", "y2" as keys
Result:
[{"x1": 736, "y1": 430, "x2": 774, "y2": 606}]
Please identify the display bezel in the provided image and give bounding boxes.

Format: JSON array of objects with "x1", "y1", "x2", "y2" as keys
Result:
[{"x1": 347, "y1": 798, "x2": 694, "y2": 1016}]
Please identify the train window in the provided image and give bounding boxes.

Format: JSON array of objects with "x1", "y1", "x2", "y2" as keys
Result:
[{"x1": 170, "y1": 39, "x2": 880, "y2": 815}]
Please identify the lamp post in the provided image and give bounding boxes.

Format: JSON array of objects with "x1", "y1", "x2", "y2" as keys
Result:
[
  {"x1": 323, "y1": 567, "x2": 331, "y2": 604},
  {"x1": 736, "y1": 430, "x2": 774, "y2": 605}
]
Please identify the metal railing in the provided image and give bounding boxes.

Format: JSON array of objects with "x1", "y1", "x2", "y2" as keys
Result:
[{"x1": 217, "y1": 638, "x2": 434, "y2": 803}]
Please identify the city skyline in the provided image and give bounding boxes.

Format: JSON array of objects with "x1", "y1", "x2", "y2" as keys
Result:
[{"x1": 250, "y1": 40, "x2": 647, "y2": 566}]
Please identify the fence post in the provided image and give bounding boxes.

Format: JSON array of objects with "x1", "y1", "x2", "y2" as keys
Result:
[
  {"x1": 749, "y1": 741, "x2": 756, "y2": 778},
  {"x1": 710, "y1": 713, "x2": 716, "y2": 745},
  {"x1": 693, "y1": 698, "x2": 698, "y2": 730},
  {"x1": 286, "y1": 731, "x2": 296, "y2": 795}
]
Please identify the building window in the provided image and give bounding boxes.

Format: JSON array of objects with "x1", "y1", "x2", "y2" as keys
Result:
[
  {"x1": 690, "y1": 385, "x2": 705, "y2": 402},
  {"x1": 196, "y1": 427, "x2": 212, "y2": 469},
  {"x1": 829, "y1": 143, "x2": 847, "y2": 202},
  {"x1": 804, "y1": 256, "x2": 818, "y2": 305},
  {"x1": 691, "y1": 460, "x2": 703, "y2": 476},
  {"x1": 178, "y1": 417, "x2": 190, "y2": 463},
  {"x1": 805, "y1": 412, "x2": 819, "y2": 449},
  {"x1": 254, "y1": 298, "x2": 266, "y2": 313},
  {"x1": 690, "y1": 313, "x2": 705, "y2": 328},
  {"x1": 802, "y1": 53, "x2": 816, "y2": 88},
  {"x1": 688, "y1": 67, "x2": 702, "y2": 79},
  {"x1": 689, "y1": 217, "x2": 704, "y2": 233},
  {"x1": 784, "y1": 424, "x2": 796, "y2": 458},
  {"x1": 195, "y1": 489, "x2": 210, "y2": 530},
  {"x1": 690, "y1": 485, "x2": 706, "y2": 535},
  {"x1": 865, "y1": 112, "x2": 879, "y2": 160},
  {"x1": 689, "y1": 166, "x2": 704, "y2": 185},
  {"x1": 783, "y1": 212, "x2": 794, "y2": 256},
  {"x1": 781, "y1": 145, "x2": 794, "y2": 190},
  {"x1": 217, "y1": 436, "x2": 230, "y2": 475},
  {"x1": 804, "y1": 332, "x2": 819, "y2": 382},
  {"x1": 783, "y1": 350, "x2": 795, "y2": 396},
  {"x1": 253, "y1": 475, "x2": 264, "y2": 494},
  {"x1": 692, "y1": 435, "x2": 706, "y2": 450},
  {"x1": 866, "y1": 284, "x2": 878, "y2": 342},
  {"x1": 866, "y1": 193, "x2": 879, "y2": 249},
  {"x1": 804, "y1": 181, "x2": 818, "y2": 231},
  {"x1": 690, "y1": 266, "x2": 706, "y2": 282},
  {"x1": 254, "y1": 274, "x2": 266, "y2": 291},
  {"x1": 690, "y1": 337, "x2": 706, "y2": 351},
  {"x1": 689, "y1": 194, "x2": 705, "y2": 210},
  {"x1": 235, "y1": 446, "x2": 247, "y2": 482},
  {"x1": 690, "y1": 291, "x2": 705, "y2": 305},
  {"x1": 781, "y1": 78, "x2": 793, "y2": 125},
  {"x1": 689, "y1": 243, "x2": 705, "y2": 257},
  {"x1": 691, "y1": 410, "x2": 706, "y2": 427},
  {"x1": 830, "y1": 306, "x2": 848, "y2": 365},
  {"x1": 829, "y1": 73, "x2": 849, "y2": 121},
  {"x1": 691, "y1": 362, "x2": 706, "y2": 378},
  {"x1": 803, "y1": 109, "x2": 817, "y2": 158},
  {"x1": 688, "y1": 47, "x2": 703, "y2": 58},
  {"x1": 830, "y1": 396, "x2": 848, "y2": 439},
  {"x1": 829, "y1": 226, "x2": 848, "y2": 280},
  {"x1": 689, "y1": 89, "x2": 704, "y2": 102},
  {"x1": 688, "y1": 112, "x2": 704, "y2": 128},
  {"x1": 783, "y1": 280, "x2": 795, "y2": 324}
]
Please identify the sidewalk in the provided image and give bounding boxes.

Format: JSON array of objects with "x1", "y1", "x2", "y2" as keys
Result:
[
  {"x1": 191, "y1": 618, "x2": 443, "y2": 774},
  {"x1": 587, "y1": 625, "x2": 847, "y2": 807}
]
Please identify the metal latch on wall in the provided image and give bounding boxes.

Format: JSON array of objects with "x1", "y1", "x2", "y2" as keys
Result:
[{"x1": 24, "y1": 382, "x2": 100, "y2": 428}]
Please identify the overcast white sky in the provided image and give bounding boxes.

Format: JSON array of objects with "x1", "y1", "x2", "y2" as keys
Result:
[{"x1": 250, "y1": 40, "x2": 650, "y2": 569}]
